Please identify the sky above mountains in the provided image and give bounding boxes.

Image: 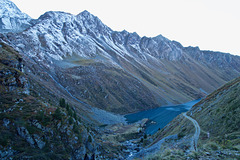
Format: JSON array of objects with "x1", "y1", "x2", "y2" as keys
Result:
[{"x1": 10, "y1": 0, "x2": 240, "y2": 56}]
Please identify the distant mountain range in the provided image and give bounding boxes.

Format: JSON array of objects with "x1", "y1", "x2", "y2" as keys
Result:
[{"x1": 1, "y1": 0, "x2": 240, "y2": 114}]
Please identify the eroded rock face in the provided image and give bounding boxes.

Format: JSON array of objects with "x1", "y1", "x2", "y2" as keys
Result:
[
  {"x1": 17, "y1": 127, "x2": 35, "y2": 146},
  {"x1": 33, "y1": 134, "x2": 46, "y2": 149}
]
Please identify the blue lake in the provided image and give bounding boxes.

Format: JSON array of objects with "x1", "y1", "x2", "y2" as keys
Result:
[{"x1": 124, "y1": 99, "x2": 201, "y2": 135}]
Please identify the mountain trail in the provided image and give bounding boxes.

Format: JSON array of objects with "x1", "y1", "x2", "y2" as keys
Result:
[
  {"x1": 183, "y1": 112, "x2": 200, "y2": 151},
  {"x1": 127, "y1": 135, "x2": 178, "y2": 160}
]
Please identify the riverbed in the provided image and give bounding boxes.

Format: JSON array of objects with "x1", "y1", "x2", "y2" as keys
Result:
[{"x1": 125, "y1": 99, "x2": 201, "y2": 135}]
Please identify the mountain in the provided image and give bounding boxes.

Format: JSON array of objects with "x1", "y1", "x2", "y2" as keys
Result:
[
  {"x1": 0, "y1": 0, "x2": 240, "y2": 115},
  {"x1": 1, "y1": 8, "x2": 240, "y2": 114},
  {"x1": 0, "y1": 0, "x2": 32, "y2": 33},
  {"x1": 0, "y1": 1, "x2": 240, "y2": 159},
  {"x1": 148, "y1": 77, "x2": 240, "y2": 159},
  {"x1": 1, "y1": 42, "x2": 238, "y2": 159},
  {"x1": 0, "y1": 42, "x2": 149, "y2": 159}
]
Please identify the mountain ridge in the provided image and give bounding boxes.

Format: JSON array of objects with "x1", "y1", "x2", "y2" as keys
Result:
[{"x1": 1, "y1": 0, "x2": 240, "y2": 114}]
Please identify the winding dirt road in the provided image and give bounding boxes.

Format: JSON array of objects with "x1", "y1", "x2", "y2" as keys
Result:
[{"x1": 183, "y1": 112, "x2": 200, "y2": 151}]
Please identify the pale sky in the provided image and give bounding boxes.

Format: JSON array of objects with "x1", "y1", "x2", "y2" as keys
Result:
[{"x1": 11, "y1": 0, "x2": 240, "y2": 56}]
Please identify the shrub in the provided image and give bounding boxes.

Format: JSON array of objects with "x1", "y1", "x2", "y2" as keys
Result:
[
  {"x1": 66, "y1": 103, "x2": 70, "y2": 111},
  {"x1": 78, "y1": 134, "x2": 82, "y2": 143},
  {"x1": 53, "y1": 107, "x2": 62, "y2": 120},
  {"x1": 88, "y1": 135, "x2": 92, "y2": 143},
  {"x1": 68, "y1": 108, "x2": 73, "y2": 117},
  {"x1": 178, "y1": 132, "x2": 185, "y2": 139},
  {"x1": 73, "y1": 111, "x2": 77, "y2": 120},
  {"x1": 59, "y1": 98, "x2": 66, "y2": 108},
  {"x1": 162, "y1": 149, "x2": 172, "y2": 157},
  {"x1": 26, "y1": 124, "x2": 38, "y2": 134},
  {"x1": 144, "y1": 134, "x2": 147, "y2": 139},
  {"x1": 36, "y1": 110, "x2": 45, "y2": 121},
  {"x1": 73, "y1": 123, "x2": 79, "y2": 134},
  {"x1": 0, "y1": 135, "x2": 8, "y2": 146},
  {"x1": 189, "y1": 151, "x2": 200, "y2": 159},
  {"x1": 68, "y1": 117, "x2": 73, "y2": 125},
  {"x1": 78, "y1": 117, "x2": 82, "y2": 122},
  {"x1": 204, "y1": 142, "x2": 219, "y2": 151}
]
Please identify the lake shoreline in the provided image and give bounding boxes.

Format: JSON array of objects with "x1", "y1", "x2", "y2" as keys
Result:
[{"x1": 125, "y1": 99, "x2": 201, "y2": 135}]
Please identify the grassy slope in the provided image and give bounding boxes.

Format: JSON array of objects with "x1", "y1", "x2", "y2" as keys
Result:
[
  {"x1": 189, "y1": 77, "x2": 240, "y2": 144},
  {"x1": 54, "y1": 49, "x2": 239, "y2": 115},
  {"x1": 149, "y1": 77, "x2": 240, "y2": 159},
  {"x1": 58, "y1": 56, "x2": 160, "y2": 114}
]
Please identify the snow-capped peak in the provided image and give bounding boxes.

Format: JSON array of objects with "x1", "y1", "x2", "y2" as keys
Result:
[
  {"x1": 0, "y1": 0, "x2": 31, "y2": 19},
  {"x1": 0, "y1": 0, "x2": 32, "y2": 33},
  {"x1": 77, "y1": 10, "x2": 112, "y2": 35},
  {"x1": 78, "y1": 10, "x2": 92, "y2": 18}
]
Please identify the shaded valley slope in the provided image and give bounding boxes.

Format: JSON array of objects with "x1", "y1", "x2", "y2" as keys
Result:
[{"x1": 148, "y1": 77, "x2": 240, "y2": 159}]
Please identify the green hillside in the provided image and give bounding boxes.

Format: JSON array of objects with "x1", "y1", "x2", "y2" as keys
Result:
[{"x1": 149, "y1": 77, "x2": 240, "y2": 159}]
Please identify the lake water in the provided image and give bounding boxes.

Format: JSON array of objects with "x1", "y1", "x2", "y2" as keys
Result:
[{"x1": 124, "y1": 99, "x2": 201, "y2": 135}]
